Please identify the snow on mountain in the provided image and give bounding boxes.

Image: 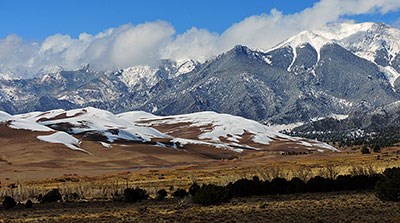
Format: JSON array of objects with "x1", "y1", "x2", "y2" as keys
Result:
[
  {"x1": 0, "y1": 66, "x2": 32, "y2": 80},
  {"x1": 0, "y1": 65, "x2": 62, "y2": 80},
  {"x1": 380, "y1": 66, "x2": 400, "y2": 88},
  {"x1": 173, "y1": 59, "x2": 198, "y2": 77},
  {"x1": 274, "y1": 30, "x2": 332, "y2": 70},
  {"x1": 37, "y1": 65, "x2": 64, "y2": 76},
  {"x1": 330, "y1": 23, "x2": 400, "y2": 62},
  {"x1": 271, "y1": 22, "x2": 400, "y2": 84},
  {"x1": 119, "y1": 66, "x2": 160, "y2": 89},
  {"x1": 2, "y1": 22, "x2": 399, "y2": 130},
  {"x1": 40, "y1": 71, "x2": 65, "y2": 83},
  {"x1": 115, "y1": 60, "x2": 198, "y2": 91},
  {"x1": 276, "y1": 22, "x2": 400, "y2": 61},
  {"x1": 0, "y1": 69, "x2": 18, "y2": 80},
  {"x1": 269, "y1": 122, "x2": 305, "y2": 132}
]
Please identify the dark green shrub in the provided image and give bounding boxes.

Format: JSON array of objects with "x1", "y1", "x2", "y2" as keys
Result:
[
  {"x1": 372, "y1": 145, "x2": 381, "y2": 153},
  {"x1": 361, "y1": 146, "x2": 370, "y2": 154},
  {"x1": 124, "y1": 187, "x2": 149, "y2": 202},
  {"x1": 2, "y1": 196, "x2": 16, "y2": 210},
  {"x1": 192, "y1": 184, "x2": 231, "y2": 206},
  {"x1": 376, "y1": 167, "x2": 400, "y2": 202},
  {"x1": 269, "y1": 177, "x2": 290, "y2": 194},
  {"x1": 156, "y1": 189, "x2": 168, "y2": 200},
  {"x1": 171, "y1": 188, "x2": 188, "y2": 198},
  {"x1": 335, "y1": 175, "x2": 354, "y2": 191},
  {"x1": 227, "y1": 178, "x2": 256, "y2": 197},
  {"x1": 24, "y1": 199, "x2": 33, "y2": 208},
  {"x1": 189, "y1": 182, "x2": 200, "y2": 196},
  {"x1": 351, "y1": 175, "x2": 371, "y2": 190},
  {"x1": 288, "y1": 177, "x2": 306, "y2": 193},
  {"x1": 306, "y1": 176, "x2": 334, "y2": 192},
  {"x1": 40, "y1": 189, "x2": 62, "y2": 203}
]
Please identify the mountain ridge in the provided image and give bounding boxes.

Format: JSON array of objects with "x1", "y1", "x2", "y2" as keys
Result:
[{"x1": 1, "y1": 22, "x2": 400, "y2": 126}]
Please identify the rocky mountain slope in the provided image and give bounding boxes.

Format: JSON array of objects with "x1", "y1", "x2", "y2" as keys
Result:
[{"x1": 288, "y1": 100, "x2": 400, "y2": 147}]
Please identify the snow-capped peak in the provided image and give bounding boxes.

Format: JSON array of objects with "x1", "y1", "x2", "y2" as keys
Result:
[
  {"x1": 37, "y1": 65, "x2": 64, "y2": 75},
  {"x1": 273, "y1": 22, "x2": 400, "y2": 64},
  {"x1": 0, "y1": 66, "x2": 33, "y2": 80},
  {"x1": 118, "y1": 59, "x2": 198, "y2": 89},
  {"x1": 274, "y1": 30, "x2": 333, "y2": 70},
  {"x1": 119, "y1": 65, "x2": 160, "y2": 89},
  {"x1": 268, "y1": 22, "x2": 400, "y2": 83},
  {"x1": 322, "y1": 23, "x2": 400, "y2": 62},
  {"x1": 40, "y1": 71, "x2": 64, "y2": 83}
]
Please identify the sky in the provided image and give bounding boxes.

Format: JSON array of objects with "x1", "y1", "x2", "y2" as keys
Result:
[
  {"x1": 1, "y1": 0, "x2": 400, "y2": 75},
  {"x1": 0, "y1": 0, "x2": 321, "y2": 40}
]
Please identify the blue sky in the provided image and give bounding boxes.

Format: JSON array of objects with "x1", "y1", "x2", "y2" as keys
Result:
[
  {"x1": 1, "y1": 0, "x2": 399, "y2": 40},
  {"x1": 1, "y1": 0, "x2": 400, "y2": 73}
]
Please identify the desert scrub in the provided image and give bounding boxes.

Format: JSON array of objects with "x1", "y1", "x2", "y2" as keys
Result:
[
  {"x1": 124, "y1": 187, "x2": 149, "y2": 202},
  {"x1": 375, "y1": 167, "x2": 400, "y2": 202},
  {"x1": 171, "y1": 188, "x2": 188, "y2": 198},
  {"x1": 156, "y1": 189, "x2": 168, "y2": 200},
  {"x1": 192, "y1": 184, "x2": 231, "y2": 206}
]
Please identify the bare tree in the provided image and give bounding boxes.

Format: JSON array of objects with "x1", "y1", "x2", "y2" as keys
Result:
[
  {"x1": 319, "y1": 164, "x2": 339, "y2": 179},
  {"x1": 293, "y1": 165, "x2": 312, "y2": 181}
]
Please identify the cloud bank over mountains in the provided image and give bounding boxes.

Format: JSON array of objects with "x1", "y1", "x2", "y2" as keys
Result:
[{"x1": 1, "y1": 0, "x2": 400, "y2": 76}]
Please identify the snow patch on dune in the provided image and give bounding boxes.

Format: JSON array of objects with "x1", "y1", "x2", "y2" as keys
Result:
[
  {"x1": 118, "y1": 111, "x2": 160, "y2": 122},
  {"x1": 0, "y1": 107, "x2": 338, "y2": 153},
  {"x1": 0, "y1": 111, "x2": 12, "y2": 121},
  {"x1": 37, "y1": 132, "x2": 88, "y2": 153},
  {"x1": 136, "y1": 111, "x2": 290, "y2": 145},
  {"x1": 9, "y1": 119, "x2": 54, "y2": 132},
  {"x1": 38, "y1": 107, "x2": 168, "y2": 143}
]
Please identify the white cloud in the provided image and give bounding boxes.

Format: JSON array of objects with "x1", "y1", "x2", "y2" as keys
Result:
[
  {"x1": 161, "y1": 27, "x2": 219, "y2": 62},
  {"x1": 0, "y1": 21, "x2": 174, "y2": 75},
  {"x1": 36, "y1": 22, "x2": 175, "y2": 71},
  {"x1": 108, "y1": 22, "x2": 174, "y2": 68},
  {"x1": 0, "y1": 0, "x2": 400, "y2": 77},
  {"x1": 218, "y1": 0, "x2": 400, "y2": 52}
]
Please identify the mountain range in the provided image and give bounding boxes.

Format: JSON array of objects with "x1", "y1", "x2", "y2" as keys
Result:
[{"x1": 2, "y1": 22, "x2": 400, "y2": 141}]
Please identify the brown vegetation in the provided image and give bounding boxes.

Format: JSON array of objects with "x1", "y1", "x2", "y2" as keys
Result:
[{"x1": 1, "y1": 192, "x2": 400, "y2": 223}]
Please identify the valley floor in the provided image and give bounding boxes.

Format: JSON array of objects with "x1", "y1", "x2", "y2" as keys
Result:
[
  {"x1": 1, "y1": 147, "x2": 400, "y2": 222},
  {"x1": 1, "y1": 191, "x2": 399, "y2": 223}
]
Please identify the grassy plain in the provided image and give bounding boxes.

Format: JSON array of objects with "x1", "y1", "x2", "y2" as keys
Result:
[
  {"x1": 1, "y1": 146, "x2": 400, "y2": 222},
  {"x1": 1, "y1": 192, "x2": 400, "y2": 223}
]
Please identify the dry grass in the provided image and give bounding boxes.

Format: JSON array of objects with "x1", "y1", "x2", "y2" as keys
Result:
[
  {"x1": 1, "y1": 146, "x2": 400, "y2": 202},
  {"x1": 1, "y1": 145, "x2": 400, "y2": 222},
  {"x1": 1, "y1": 192, "x2": 400, "y2": 223}
]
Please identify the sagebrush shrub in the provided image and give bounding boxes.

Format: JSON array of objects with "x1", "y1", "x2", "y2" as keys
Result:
[
  {"x1": 192, "y1": 184, "x2": 231, "y2": 206},
  {"x1": 124, "y1": 187, "x2": 149, "y2": 202},
  {"x1": 376, "y1": 167, "x2": 400, "y2": 202},
  {"x1": 171, "y1": 188, "x2": 188, "y2": 198}
]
